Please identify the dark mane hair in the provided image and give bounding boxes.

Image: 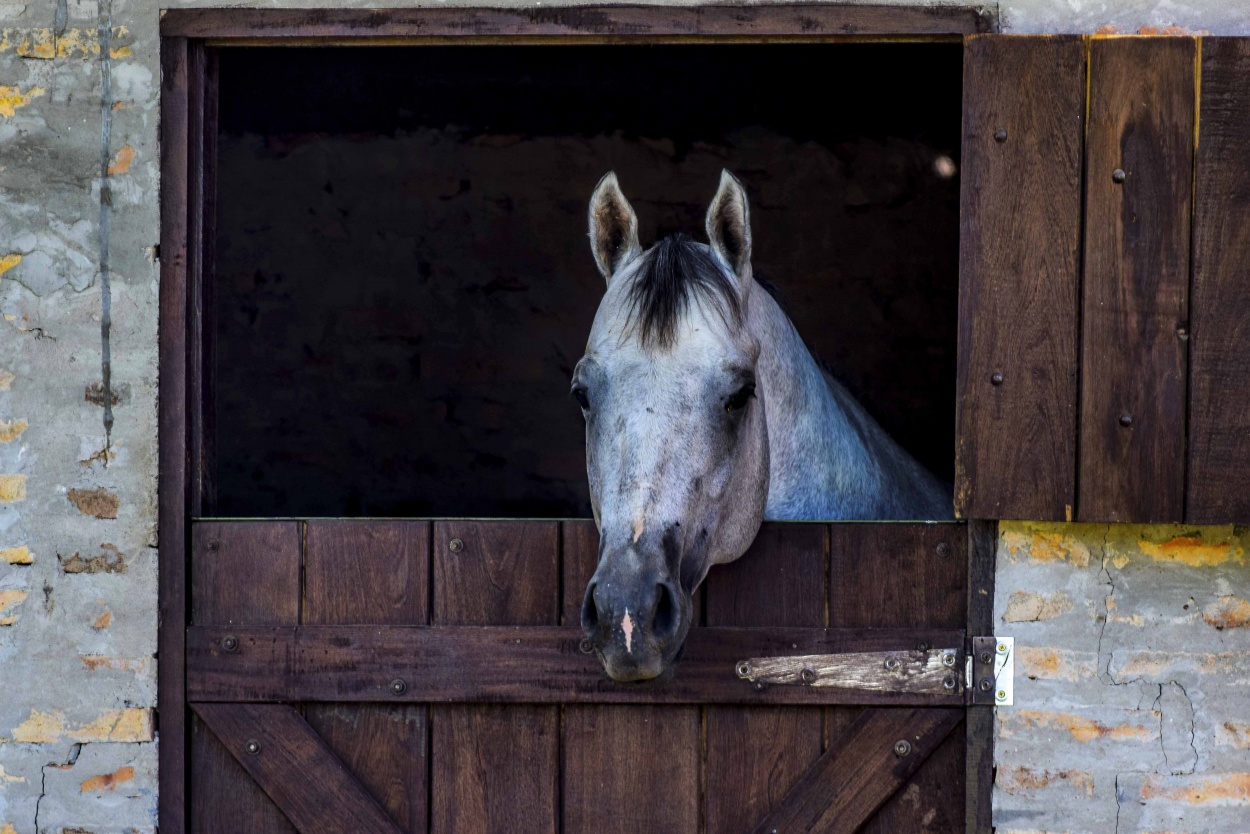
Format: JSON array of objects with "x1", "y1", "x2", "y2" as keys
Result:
[{"x1": 626, "y1": 233, "x2": 742, "y2": 350}]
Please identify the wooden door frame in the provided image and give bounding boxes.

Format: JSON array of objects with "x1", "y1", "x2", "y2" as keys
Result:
[{"x1": 158, "y1": 8, "x2": 997, "y2": 832}]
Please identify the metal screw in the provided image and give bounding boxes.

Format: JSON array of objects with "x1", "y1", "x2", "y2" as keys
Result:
[
  {"x1": 990, "y1": 372, "x2": 1004, "y2": 387},
  {"x1": 1119, "y1": 413, "x2": 1133, "y2": 428},
  {"x1": 997, "y1": 689, "x2": 1008, "y2": 701},
  {"x1": 894, "y1": 739, "x2": 912, "y2": 757},
  {"x1": 1112, "y1": 168, "x2": 1127, "y2": 183},
  {"x1": 389, "y1": 678, "x2": 407, "y2": 696},
  {"x1": 997, "y1": 642, "x2": 1009, "y2": 654},
  {"x1": 980, "y1": 651, "x2": 993, "y2": 664},
  {"x1": 449, "y1": 538, "x2": 464, "y2": 553},
  {"x1": 800, "y1": 666, "x2": 817, "y2": 685},
  {"x1": 980, "y1": 678, "x2": 994, "y2": 692},
  {"x1": 935, "y1": 541, "x2": 952, "y2": 558},
  {"x1": 579, "y1": 638, "x2": 595, "y2": 655},
  {"x1": 942, "y1": 653, "x2": 957, "y2": 668},
  {"x1": 736, "y1": 661, "x2": 751, "y2": 679},
  {"x1": 994, "y1": 128, "x2": 1008, "y2": 143},
  {"x1": 943, "y1": 675, "x2": 957, "y2": 690},
  {"x1": 885, "y1": 656, "x2": 901, "y2": 671},
  {"x1": 221, "y1": 635, "x2": 239, "y2": 653},
  {"x1": 245, "y1": 740, "x2": 261, "y2": 756}
]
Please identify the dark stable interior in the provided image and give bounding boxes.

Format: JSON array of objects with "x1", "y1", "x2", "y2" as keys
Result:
[{"x1": 213, "y1": 43, "x2": 963, "y2": 518}]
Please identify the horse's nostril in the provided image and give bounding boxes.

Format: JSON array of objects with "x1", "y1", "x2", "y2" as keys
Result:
[
  {"x1": 580, "y1": 581, "x2": 601, "y2": 633},
  {"x1": 652, "y1": 582, "x2": 680, "y2": 642}
]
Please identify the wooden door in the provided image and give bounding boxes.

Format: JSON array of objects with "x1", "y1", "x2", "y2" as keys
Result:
[{"x1": 186, "y1": 519, "x2": 971, "y2": 833}]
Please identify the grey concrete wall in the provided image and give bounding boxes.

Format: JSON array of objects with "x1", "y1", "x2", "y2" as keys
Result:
[
  {"x1": 0, "y1": 0, "x2": 1248, "y2": 832},
  {"x1": 994, "y1": 523, "x2": 1250, "y2": 833}
]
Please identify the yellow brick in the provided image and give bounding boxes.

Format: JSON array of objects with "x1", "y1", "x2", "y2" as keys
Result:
[
  {"x1": 11, "y1": 707, "x2": 153, "y2": 743},
  {"x1": 0, "y1": 475, "x2": 26, "y2": 503},
  {"x1": 0, "y1": 589, "x2": 28, "y2": 626},
  {"x1": 1, "y1": 545, "x2": 31, "y2": 565}
]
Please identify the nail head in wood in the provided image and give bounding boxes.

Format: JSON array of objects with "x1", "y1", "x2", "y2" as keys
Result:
[
  {"x1": 389, "y1": 678, "x2": 407, "y2": 696},
  {"x1": 935, "y1": 541, "x2": 952, "y2": 557},
  {"x1": 245, "y1": 739, "x2": 261, "y2": 756},
  {"x1": 448, "y1": 538, "x2": 464, "y2": 552},
  {"x1": 994, "y1": 128, "x2": 1008, "y2": 143},
  {"x1": 1119, "y1": 413, "x2": 1133, "y2": 428},
  {"x1": 800, "y1": 666, "x2": 816, "y2": 684},
  {"x1": 893, "y1": 739, "x2": 912, "y2": 757},
  {"x1": 580, "y1": 638, "x2": 595, "y2": 655},
  {"x1": 990, "y1": 372, "x2": 1004, "y2": 386},
  {"x1": 884, "y1": 656, "x2": 901, "y2": 671},
  {"x1": 1112, "y1": 168, "x2": 1127, "y2": 183},
  {"x1": 221, "y1": 635, "x2": 239, "y2": 653}
]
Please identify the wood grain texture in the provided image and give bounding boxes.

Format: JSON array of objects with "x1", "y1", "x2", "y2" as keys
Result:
[
  {"x1": 749, "y1": 707, "x2": 963, "y2": 834},
  {"x1": 188, "y1": 624, "x2": 966, "y2": 705},
  {"x1": 191, "y1": 521, "x2": 301, "y2": 626},
  {"x1": 431, "y1": 521, "x2": 559, "y2": 834},
  {"x1": 704, "y1": 524, "x2": 826, "y2": 833},
  {"x1": 563, "y1": 705, "x2": 700, "y2": 834},
  {"x1": 303, "y1": 520, "x2": 431, "y2": 833},
  {"x1": 1188, "y1": 38, "x2": 1250, "y2": 524},
  {"x1": 194, "y1": 703, "x2": 403, "y2": 834},
  {"x1": 830, "y1": 523, "x2": 966, "y2": 629},
  {"x1": 965, "y1": 521, "x2": 996, "y2": 834},
  {"x1": 956, "y1": 35, "x2": 1086, "y2": 521},
  {"x1": 1080, "y1": 36, "x2": 1195, "y2": 523},
  {"x1": 157, "y1": 35, "x2": 190, "y2": 834},
  {"x1": 190, "y1": 521, "x2": 299, "y2": 833},
  {"x1": 160, "y1": 5, "x2": 993, "y2": 39}
]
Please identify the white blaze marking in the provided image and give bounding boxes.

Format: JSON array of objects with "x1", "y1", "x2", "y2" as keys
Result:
[{"x1": 622, "y1": 609, "x2": 635, "y2": 653}]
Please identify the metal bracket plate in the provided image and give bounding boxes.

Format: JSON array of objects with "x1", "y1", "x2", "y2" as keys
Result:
[
  {"x1": 968, "y1": 636, "x2": 1014, "y2": 706},
  {"x1": 736, "y1": 648, "x2": 964, "y2": 696}
]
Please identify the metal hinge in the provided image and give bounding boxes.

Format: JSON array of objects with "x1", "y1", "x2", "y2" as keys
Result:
[
  {"x1": 967, "y1": 636, "x2": 1014, "y2": 706},
  {"x1": 735, "y1": 647, "x2": 965, "y2": 697}
]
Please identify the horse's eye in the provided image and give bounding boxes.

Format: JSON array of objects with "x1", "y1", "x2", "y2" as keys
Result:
[
  {"x1": 572, "y1": 386, "x2": 591, "y2": 410},
  {"x1": 726, "y1": 384, "x2": 755, "y2": 413}
]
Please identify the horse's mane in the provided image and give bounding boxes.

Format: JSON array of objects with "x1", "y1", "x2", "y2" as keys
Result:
[{"x1": 626, "y1": 233, "x2": 742, "y2": 350}]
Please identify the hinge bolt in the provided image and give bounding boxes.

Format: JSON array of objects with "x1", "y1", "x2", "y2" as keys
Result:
[
  {"x1": 735, "y1": 661, "x2": 751, "y2": 679},
  {"x1": 997, "y1": 642, "x2": 1009, "y2": 654},
  {"x1": 800, "y1": 666, "x2": 816, "y2": 685},
  {"x1": 245, "y1": 740, "x2": 261, "y2": 756},
  {"x1": 942, "y1": 653, "x2": 956, "y2": 667},
  {"x1": 943, "y1": 674, "x2": 957, "y2": 690},
  {"x1": 894, "y1": 739, "x2": 912, "y2": 757},
  {"x1": 997, "y1": 689, "x2": 1008, "y2": 701},
  {"x1": 449, "y1": 538, "x2": 464, "y2": 552},
  {"x1": 389, "y1": 678, "x2": 407, "y2": 696},
  {"x1": 980, "y1": 651, "x2": 993, "y2": 664},
  {"x1": 884, "y1": 656, "x2": 901, "y2": 671},
  {"x1": 979, "y1": 678, "x2": 994, "y2": 692},
  {"x1": 221, "y1": 635, "x2": 239, "y2": 653}
]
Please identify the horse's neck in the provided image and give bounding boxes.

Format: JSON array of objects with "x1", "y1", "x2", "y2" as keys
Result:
[{"x1": 751, "y1": 285, "x2": 943, "y2": 520}]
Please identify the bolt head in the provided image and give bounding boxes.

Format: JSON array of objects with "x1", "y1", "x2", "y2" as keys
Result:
[
  {"x1": 389, "y1": 678, "x2": 407, "y2": 696},
  {"x1": 449, "y1": 538, "x2": 464, "y2": 552},
  {"x1": 997, "y1": 689, "x2": 1008, "y2": 701},
  {"x1": 994, "y1": 128, "x2": 1008, "y2": 143},
  {"x1": 1112, "y1": 168, "x2": 1127, "y2": 183},
  {"x1": 894, "y1": 739, "x2": 912, "y2": 757},
  {"x1": 579, "y1": 638, "x2": 595, "y2": 655},
  {"x1": 916, "y1": 641, "x2": 929, "y2": 652},
  {"x1": 245, "y1": 740, "x2": 261, "y2": 756},
  {"x1": 935, "y1": 541, "x2": 952, "y2": 557},
  {"x1": 800, "y1": 666, "x2": 817, "y2": 684},
  {"x1": 736, "y1": 661, "x2": 751, "y2": 679},
  {"x1": 980, "y1": 678, "x2": 994, "y2": 692},
  {"x1": 885, "y1": 656, "x2": 901, "y2": 671},
  {"x1": 942, "y1": 653, "x2": 956, "y2": 667},
  {"x1": 990, "y1": 372, "x2": 1004, "y2": 387},
  {"x1": 1119, "y1": 413, "x2": 1133, "y2": 428},
  {"x1": 997, "y1": 642, "x2": 1009, "y2": 654},
  {"x1": 221, "y1": 635, "x2": 239, "y2": 653},
  {"x1": 943, "y1": 674, "x2": 957, "y2": 690},
  {"x1": 980, "y1": 651, "x2": 993, "y2": 664}
]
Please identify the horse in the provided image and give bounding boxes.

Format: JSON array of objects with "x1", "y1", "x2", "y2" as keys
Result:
[{"x1": 574, "y1": 170, "x2": 952, "y2": 682}]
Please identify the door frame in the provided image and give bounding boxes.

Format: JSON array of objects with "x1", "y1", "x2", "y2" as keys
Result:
[{"x1": 158, "y1": 7, "x2": 998, "y2": 832}]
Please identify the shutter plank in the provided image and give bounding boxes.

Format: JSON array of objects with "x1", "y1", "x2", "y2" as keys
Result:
[
  {"x1": 1188, "y1": 38, "x2": 1250, "y2": 523},
  {"x1": 956, "y1": 35, "x2": 1086, "y2": 521},
  {"x1": 1079, "y1": 37, "x2": 1195, "y2": 522}
]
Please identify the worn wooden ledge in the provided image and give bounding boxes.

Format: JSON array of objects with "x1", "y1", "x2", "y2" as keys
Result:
[
  {"x1": 159, "y1": 5, "x2": 993, "y2": 42},
  {"x1": 188, "y1": 625, "x2": 966, "y2": 705}
]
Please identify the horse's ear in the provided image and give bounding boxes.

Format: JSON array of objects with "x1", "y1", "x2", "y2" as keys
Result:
[
  {"x1": 588, "y1": 172, "x2": 641, "y2": 284},
  {"x1": 705, "y1": 170, "x2": 752, "y2": 281}
]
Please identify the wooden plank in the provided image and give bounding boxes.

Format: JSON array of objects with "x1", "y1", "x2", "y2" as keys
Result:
[
  {"x1": 748, "y1": 708, "x2": 964, "y2": 834},
  {"x1": 190, "y1": 521, "x2": 300, "y2": 833},
  {"x1": 194, "y1": 704, "x2": 403, "y2": 834},
  {"x1": 191, "y1": 521, "x2": 302, "y2": 625},
  {"x1": 431, "y1": 521, "x2": 559, "y2": 834},
  {"x1": 561, "y1": 523, "x2": 700, "y2": 834},
  {"x1": 160, "y1": 5, "x2": 993, "y2": 39},
  {"x1": 303, "y1": 521, "x2": 431, "y2": 833},
  {"x1": 563, "y1": 705, "x2": 700, "y2": 834},
  {"x1": 965, "y1": 520, "x2": 996, "y2": 834},
  {"x1": 188, "y1": 624, "x2": 966, "y2": 705},
  {"x1": 704, "y1": 524, "x2": 826, "y2": 832},
  {"x1": 955, "y1": 35, "x2": 1086, "y2": 521},
  {"x1": 866, "y1": 726, "x2": 966, "y2": 833},
  {"x1": 1188, "y1": 38, "x2": 1250, "y2": 524},
  {"x1": 195, "y1": 45, "x2": 219, "y2": 516},
  {"x1": 157, "y1": 35, "x2": 190, "y2": 834},
  {"x1": 1079, "y1": 36, "x2": 1195, "y2": 523},
  {"x1": 830, "y1": 523, "x2": 966, "y2": 630}
]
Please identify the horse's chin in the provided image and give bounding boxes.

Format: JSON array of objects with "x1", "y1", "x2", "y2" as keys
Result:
[{"x1": 600, "y1": 643, "x2": 684, "y2": 684}]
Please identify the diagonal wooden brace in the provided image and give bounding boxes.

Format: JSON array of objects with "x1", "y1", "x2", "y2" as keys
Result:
[
  {"x1": 192, "y1": 703, "x2": 403, "y2": 834},
  {"x1": 749, "y1": 707, "x2": 964, "y2": 834}
]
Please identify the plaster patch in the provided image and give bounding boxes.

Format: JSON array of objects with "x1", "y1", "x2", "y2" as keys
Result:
[
  {"x1": 60, "y1": 544, "x2": 126, "y2": 574},
  {"x1": 11, "y1": 708, "x2": 153, "y2": 743},
  {"x1": 67, "y1": 487, "x2": 119, "y2": 519}
]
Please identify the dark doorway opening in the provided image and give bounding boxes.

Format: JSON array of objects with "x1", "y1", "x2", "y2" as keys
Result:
[{"x1": 213, "y1": 43, "x2": 963, "y2": 518}]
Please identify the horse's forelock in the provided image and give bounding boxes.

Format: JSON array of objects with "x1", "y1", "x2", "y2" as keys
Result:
[{"x1": 625, "y1": 234, "x2": 742, "y2": 350}]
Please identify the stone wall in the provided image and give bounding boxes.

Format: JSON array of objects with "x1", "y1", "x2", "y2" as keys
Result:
[{"x1": 1, "y1": 0, "x2": 1249, "y2": 832}]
